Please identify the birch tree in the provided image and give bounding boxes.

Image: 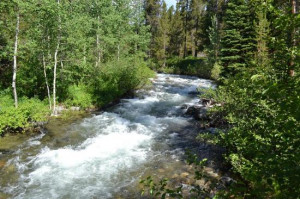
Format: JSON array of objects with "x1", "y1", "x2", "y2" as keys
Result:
[
  {"x1": 12, "y1": 10, "x2": 19, "y2": 108},
  {"x1": 52, "y1": 0, "x2": 61, "y2": 115}
]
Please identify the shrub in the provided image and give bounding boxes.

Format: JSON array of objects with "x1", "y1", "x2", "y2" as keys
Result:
[
  {"x1": 65, "y1": 84, "x2": 93, "y2": 109},
  {"x1": 91, "y1": 57, "x2": 154, "y2": 106},
  {"x1": 206, "y1": 70, "x2": 300, "y2": 198},
  {"x1": 0, "y1": 94, "x2": 49, "y2": 135}
]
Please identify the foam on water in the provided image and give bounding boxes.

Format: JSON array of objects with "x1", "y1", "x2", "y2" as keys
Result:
[{"x1": 2, "y1": 74, "x2": 215, "y2": 199}]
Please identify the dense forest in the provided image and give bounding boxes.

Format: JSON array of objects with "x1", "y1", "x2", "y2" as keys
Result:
[{"x1": 0, "y1": 0, "x2": 299, "y2": 198}]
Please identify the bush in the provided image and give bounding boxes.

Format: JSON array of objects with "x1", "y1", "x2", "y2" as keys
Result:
[
  {"x1": 0, "y1": 94, "x2": 50, "y2": 135},
  {"x1": 65, "y1": 84, "x2": 93, "y2": 109},
  {"x1": 91, "y1": 57, "x2": 154, "y2": 106},
  {"x1": 207, "y1": 70, "x2": 300, "y2": 198}
]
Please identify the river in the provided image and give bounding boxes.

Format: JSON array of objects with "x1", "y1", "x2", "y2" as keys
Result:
[{"x1": 0, "y1": 74, "x2": 215, "y2": 198}]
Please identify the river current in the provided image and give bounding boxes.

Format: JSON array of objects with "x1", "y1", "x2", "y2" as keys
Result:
[{"x1": 0, "y1": 74, "x2": 214, "y2": 198}]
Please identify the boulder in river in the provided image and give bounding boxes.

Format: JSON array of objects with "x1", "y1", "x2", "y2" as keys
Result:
[
  {"x1": 180, "y1": 104, "x2": 189, "y2": 109},
  {"x1": 185, "y1": 105, "x2": 209, "y2": 121}
]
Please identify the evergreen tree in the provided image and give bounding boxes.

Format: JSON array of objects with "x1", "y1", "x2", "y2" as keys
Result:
[
  {"x1": 189, "y1": 0, "x2": 206, "y2": 56},
  {"x1": 155, "y1": 1, "x2": 170, "y2": 67},
  {"x1": 145, "y1": 0, "x2": 161, "y2": 59},
  {"x1": 220, "y1": 0, "x2": 256, "y2": 77},
  {"x1": 168, "y1": 3, "x2": 184, "y2": 57}
]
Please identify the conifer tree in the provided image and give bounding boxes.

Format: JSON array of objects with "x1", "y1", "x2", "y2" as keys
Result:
[
  {"x1": 220, "y1": 0, "x2": 256, "y2": 77},
  {"x1": 168, "y1": 3, "x2": 184, "y2": 57},
  {"x1": 190, "y1": 0, "x2": 206, "y2": 57},
  {"x1": 145, "y1": 0, "x2": 161, "y2": 59},
  {"x1": 155, "y1": 1, "x2": 170, "y2": 67}
]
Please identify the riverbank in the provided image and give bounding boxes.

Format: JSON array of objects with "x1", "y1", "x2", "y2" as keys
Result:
[
  {"x1": 0, "y1": 74, "x2": 223, "y2": 198},
  {"x1": 0, "y1": 70, "x2": 155, "y2": 137}
]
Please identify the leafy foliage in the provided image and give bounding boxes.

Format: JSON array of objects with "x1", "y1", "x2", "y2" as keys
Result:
[
  {"x1": 205, "y1": 69, "x2": 300, "y2": 197},
  {"x1": 0, "y1": 0, "x2": 153, "y2": 134},
  {"x1": 65, "y1": 84, "x2": 93, "y2": 109},
  {"x1": 0, "y1": 94, "x2": 49, "y2": 135},
  {"x1": 91, "y1": 57, "x2": 155, "y2": 106}
]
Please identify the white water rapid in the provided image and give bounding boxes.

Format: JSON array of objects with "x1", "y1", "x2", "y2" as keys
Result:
[{"x1": 0, "y1": 74, "x2": 214, "y2": 199}]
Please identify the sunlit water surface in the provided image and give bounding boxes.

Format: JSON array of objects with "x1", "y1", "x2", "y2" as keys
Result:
[{"x1": 0, "y1": 74, "x2": 214, "y2": 198}]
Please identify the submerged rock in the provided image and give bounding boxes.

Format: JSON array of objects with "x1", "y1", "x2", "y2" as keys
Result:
[
  {"x1": 188, "y1": 91, "x2": 200, "y2": 95},
  {"x1": 0, "y1": 149, "x2": 12, "y2": 155}
]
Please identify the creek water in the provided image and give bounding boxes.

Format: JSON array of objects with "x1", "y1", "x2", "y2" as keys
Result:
[{"x1": 0, "y1": 74, "x2": 215, "y2": 199}]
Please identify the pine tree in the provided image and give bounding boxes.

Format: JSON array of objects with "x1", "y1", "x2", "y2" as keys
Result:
[
  {"x1": 168, "y1": 3, "x2": 184, "y2": 57},
  {"x1": 155, "y1": 1, "x2": 170, "y2": 67},
  {"x1": 145, "y1": 0, "x2": 161, "y2": 59},
  {"x1": 220, "y1": 0, "x2": 256, "y2": 77},
  {"x1": 189, "y1": 0, "x2": 206, "y2": 57}
]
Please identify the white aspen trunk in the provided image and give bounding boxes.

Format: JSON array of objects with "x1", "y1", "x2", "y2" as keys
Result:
[
  {"x1": 12, "y1": 12, "x2": 20, "y2": 108},
  {"x1": 43, "y1": 54, "x2": 52, "y2": 110},
  {"x1": 53, "y1": 0, "x2": 61, "y2": 115},
  {"x1": 53, "y1": 42, "x2": 59, "y2": 115}
]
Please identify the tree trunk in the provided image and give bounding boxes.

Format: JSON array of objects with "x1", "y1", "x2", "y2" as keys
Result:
[
  {"x1": 183, "y1": 0, "x2": 188, "y2": 58},
  {"x1": 163, "y1": 34, "x2": 166, "y2": 67},
  {"x1": 53, "y1": 42, "x2": 59, "y2": 115},
  {"x1": 12, "y1": 12, "x2": 20, "y2": 108},
  {"x1": 43, "y1": 54, "x2": 52, "y2": 110},
  {"x1": 289, "y1": 0, "x2": 296, "y2": 77},
  {"x1": 96, "y1": 16, "x2": 101, "y2": 67},
  {"x1": 53, "y1": 0, "x2": 61, "y2": 115},
  {"x1": 191, "y1": 30, "x2": 195, "y2": 57}
]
